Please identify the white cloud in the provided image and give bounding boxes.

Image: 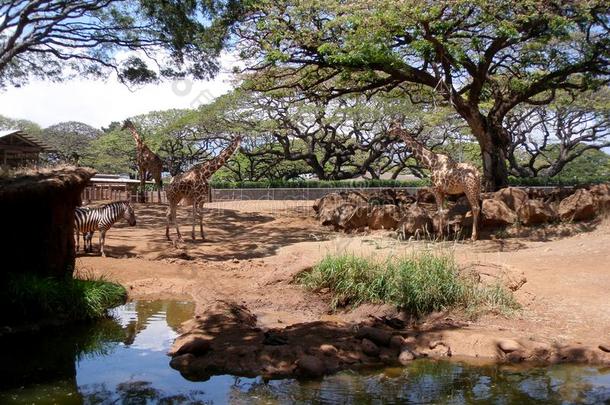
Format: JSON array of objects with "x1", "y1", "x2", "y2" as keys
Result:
[{"x1": 0, "y1": 53, "x2": 240, "y2": 129}]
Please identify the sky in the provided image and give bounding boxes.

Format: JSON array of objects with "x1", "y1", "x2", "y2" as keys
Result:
[{"x1": 0, "y1": 54, "x2": 239, "y2": 129}]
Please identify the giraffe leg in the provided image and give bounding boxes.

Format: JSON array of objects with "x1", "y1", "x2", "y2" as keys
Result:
[
  {"x1": 432, "y1": 189, "x2": 446, "y2": 239},
  {"x1": 199, "y1": 203, "x2": 205, "y2": 240},
  {"x1": 191, "y1": 203, "x2": 197, "y2": 240},
  {"x1": 465, "y1": 189, "x2": 481, "y2": 241}
]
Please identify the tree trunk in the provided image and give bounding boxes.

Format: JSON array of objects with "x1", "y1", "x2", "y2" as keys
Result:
[
  {"x1": 480, "y1": 141, "x2": 509, "y2": 191},
  {"x1": 463, "y1": 111, "x2": 510, "y2": 191}
]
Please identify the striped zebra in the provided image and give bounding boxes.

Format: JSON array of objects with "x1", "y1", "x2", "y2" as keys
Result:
[{"x1": 74, "y1": 201, "x2": 137, "y2": 257}]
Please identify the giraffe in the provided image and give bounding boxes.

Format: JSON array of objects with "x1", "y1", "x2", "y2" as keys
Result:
[
  {"x1": 389, "y1": 122, "x2": 481, "y2": 241},
  {"x1": 122, "y1": 120, "x2": 164, "y2": 203},
  {"x1": 165, "y1": 135, "x2": 242, "y2": 241}
]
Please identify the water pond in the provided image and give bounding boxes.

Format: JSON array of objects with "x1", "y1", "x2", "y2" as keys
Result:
[{"x1": 0, "y1": 300, "x2": 609, "y2": 404}]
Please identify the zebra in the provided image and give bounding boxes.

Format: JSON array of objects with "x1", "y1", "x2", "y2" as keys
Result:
[{"x1": 74, "y1": 201, "x2": 137, "y2": 257}]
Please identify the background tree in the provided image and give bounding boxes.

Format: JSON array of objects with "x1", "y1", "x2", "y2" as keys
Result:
[
  {"x1": 0, "y1": 0, "x2": 243, "y2": 87},
  {"x1": 506, "y1": 89, "x2": 610, "y2": 177},
  {"x1": 42, "y1": 121, "x2": 102, "y2": 165},
  {"x1": 234, "y1": 0, "x2": 610, "y2": 190},
  {"x1": 0, "y1": 114, "x2": 42, "y2": 136}
]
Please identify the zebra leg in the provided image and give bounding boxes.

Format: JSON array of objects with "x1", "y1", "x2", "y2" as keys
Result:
[
  {"x1": 100, "y1": 229, "x2": 107, "y2": 257},
  {"x1": 76, "y1": 232, "x2": 80, "y2": 252}
]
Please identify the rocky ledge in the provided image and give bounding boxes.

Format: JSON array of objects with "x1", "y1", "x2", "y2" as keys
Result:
[
  {"x1": 313, "y1": 184, "x2": 610, "y2": 237},
  {"x1": 168, "y1": 301, "x2": 610, "y2": 381}
]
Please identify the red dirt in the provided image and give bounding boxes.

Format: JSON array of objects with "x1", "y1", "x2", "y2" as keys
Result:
[{"x1": 76, "y1": 201, "x2": 610, "y2": 365}]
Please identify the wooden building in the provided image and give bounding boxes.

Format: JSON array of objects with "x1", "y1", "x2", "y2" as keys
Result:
[{"x1": 0, "y1": 129, "x2": 54, "y2": 167}]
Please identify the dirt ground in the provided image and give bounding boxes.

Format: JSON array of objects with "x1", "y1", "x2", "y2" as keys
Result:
[{"x1": 76, "y1": 200, "x2": 610, "y2": 363}]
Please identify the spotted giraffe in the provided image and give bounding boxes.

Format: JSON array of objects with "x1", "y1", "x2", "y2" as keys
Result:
[
  {"x1": 122, "y1": 120, "x2": 164, "y2": 203},
  {"x1": 389, "y1": 122, "x2": 481, "y2": 241},
  {"x1": 165, "y1": 136, "x2": 242, "y2": 241}
]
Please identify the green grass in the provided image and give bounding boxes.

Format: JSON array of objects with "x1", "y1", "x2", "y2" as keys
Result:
[
  {"x1": 0, "y1": 274, "x2": 127, "y2": 325},
  {"x1": 298, "y1": 252, "x2": 519, "y2": 317}
]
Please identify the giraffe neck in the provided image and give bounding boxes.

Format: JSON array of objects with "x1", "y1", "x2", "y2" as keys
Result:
[
  {"x1": 397, "y1": 130, "x2": 437, "y2": 169},
  {"x1": 196, "y1": 137, "x2": 242, "y2": 178}
]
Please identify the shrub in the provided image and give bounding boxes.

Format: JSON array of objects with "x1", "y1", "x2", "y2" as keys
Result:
[
  {"x1": 298, "y1": 252, "x2": 519, "y2": 317},
  {"x1": 0, "y1": 274, "x2": 127, "y2": 325}
]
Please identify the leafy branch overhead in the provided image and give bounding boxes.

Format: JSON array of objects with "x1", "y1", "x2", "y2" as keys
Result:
[{"x1": 0, "y1": 0, "x2": 244, "y2": 87}]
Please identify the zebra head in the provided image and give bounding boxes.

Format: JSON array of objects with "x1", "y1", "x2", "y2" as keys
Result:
[{"x1": 123, "y1": 202, "x2": 137, "y2": 226}]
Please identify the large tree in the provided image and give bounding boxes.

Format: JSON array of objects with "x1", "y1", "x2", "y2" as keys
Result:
[
  {"x1": 42, "y1": 121, "x2": 102, "y2": 164},
  {"x1": 234, "y1": 0, "x2": 610, "y2": 190},
  {"x1": 0, "y1": 0, "x2": 243, "y2": 87}
]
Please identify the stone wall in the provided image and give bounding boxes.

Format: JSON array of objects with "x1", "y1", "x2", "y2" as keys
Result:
[{"x1": 0, "y1": 167, "x2": 95, "y2": 278}]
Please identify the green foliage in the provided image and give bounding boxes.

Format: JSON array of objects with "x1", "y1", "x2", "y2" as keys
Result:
[
  {"x1": 85, "y1": 129, "x2": 136, "y2": 174},
  {"x1": 0, "y1": 114, "x2": 42, "y2": 136},
  {"x1": 298, "y1": 253, "x2": 519, "y2": 317},
  {"x1": 42, "y1": 121, "x2": 102, "y2": 165},
  {"x1": 0, "y1": 274, "x2": 127, "y2": 325}
]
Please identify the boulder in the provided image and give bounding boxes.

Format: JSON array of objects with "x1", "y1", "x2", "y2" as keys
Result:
[
  {"x1": 398, "y1": 349, "x2": 415, "y2": 365},
  {"x1": 296, "y1": 355, "x2": 326, "y2": 377},
  {"x1": 315, "y1": 192, "x2": 368, "y2": 226},
  {"x1": 589, "y1": 183, "x2": 610, "y2": 212},
  {"x1": 558, "y1": 189, "x2": 596, "y2": 222},
  {"x1": 368, "y1": 205, "x2": 400, "y2": 230},
  {"x1": 361, "y1": 338, "x2": 380, "y2": 356},
  {"x1": 493, "y1": 187, "x2": 529, "y2": 212},
  {"x1": 170, "y1": 335, "x2": 212, "y2": 356},
  {"x1": 398, "y1": 204, "x2": 432, "y2": 237},
  {"x1": 481, "y1": 199, "x2": 517, "y2": 228},
  {"x1": 366, "y1": 189, "x2": 397, "y2": 205},
  {"x1": 355, "y1": 326, "x2": 392, "y2": 347},
  {"x1": 336, "y1": 204, "x2": 369, "y2": 231},
  {"x1": 517, "y1": 200, "x2": 557, "y2": 225},
  {"x1": 394, "y1": 190, "x2": 416, "y2": 207},
  {"x1": 497, "y1": 339, "x2": 522, "y2": 353},
  {"x1": 319, "y1": 344, "x2": 338, "y2": 356},
  {"x1": 416, "y1": 188, "x2": 436, "y2": 203}
]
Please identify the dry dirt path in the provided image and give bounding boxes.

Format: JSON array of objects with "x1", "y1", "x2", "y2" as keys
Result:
[{"x1": 77, "y1": 201, "x2": 610, "y2": 362}]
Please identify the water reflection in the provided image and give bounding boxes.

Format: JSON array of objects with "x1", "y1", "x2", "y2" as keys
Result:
[{"x1": 0, "y1": 301, "x2": 608, "y2": 404}]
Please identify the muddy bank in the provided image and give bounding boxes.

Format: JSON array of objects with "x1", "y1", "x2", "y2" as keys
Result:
[{"x1": 168, "y1": 301, "x2": 610, "y2": 381}]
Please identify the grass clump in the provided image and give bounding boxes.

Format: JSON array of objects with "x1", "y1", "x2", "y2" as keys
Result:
[
  {"x1": 0, "y1": 274, "x2": 127, "y2": 325},
  {"x1": 298, "y1": 252, "x2": 519, "y2": 317}
]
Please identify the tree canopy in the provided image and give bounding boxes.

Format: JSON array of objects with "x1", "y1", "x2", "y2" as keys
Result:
[
  {"x1": 0, "y1": 0, "x2": 243, "y2": 87},
  {"x1": 232, "y1": 0, "x2": 610, "y2": 190}
]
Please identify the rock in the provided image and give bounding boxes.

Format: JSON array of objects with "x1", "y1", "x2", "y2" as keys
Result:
[
  {"x1": 319, "y1": 344, "x2": 338, "y2": 356},
  {"x1": 497, "y1": 339, "x2": 522, "y2": 353},
  {"x1": 482, "y1": 199, "x2": 517, "y2": 228},
  {"x1": 395, "y1": 190, "x2": 416, "y2": 207},
  {"x1": 356, "y1": 326, "x2": 392, "y2": 347},
  {"x1": 599, "y1": 344, "x2": 610, "y2": 353},
  {"x1": 493, "y1": 187, "x2": 529, "y2": 212},
  {"x1": 416, "y1": 188, "x2": 436, "y2": 203},
  {"x1": 336, "y1": 204, "x2": 369, "y2": 231},
  {"x1": 315, "y1": 192, "x2": 368, "y2": 226},
  {"x1": 389, "y1": 335, "x2": 405, "y2": 349},
  {"x1": 366, "y1": 189, "x2": 397, "y2": 205},
  {"x1": 169, "y1": 353, "x2": 195, "y2": 369},
  {"x1": 296, "y1": 355, "x2": 326, "y2": 378},
  {"x1": 517, "y1": 200, "x2": 557, "y2": 225},
  {"x1": 589, "y1": 183, "x2": 610, "y2": 212},
  {"x1": 398, "y1": 203, "x2": 432, "y2": 238},
  {"x1": 361, "y1": 338, "x2": 380, "y2": 356},
  {"x1": 379, "y1": 347, "x2": 397, "y2": 364},
  {"x1": 368, "y1": 204, "x2": 400, "y2": 230},
  {"x1": 558, "y1": 189, "x2": 596, "y2": 221},
  {"x1": 171, "y1": 336, "x2": 212, "y2": 356},
  {"x1": 398, "y1": 349, "x2": 415, "y2": 365}
]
